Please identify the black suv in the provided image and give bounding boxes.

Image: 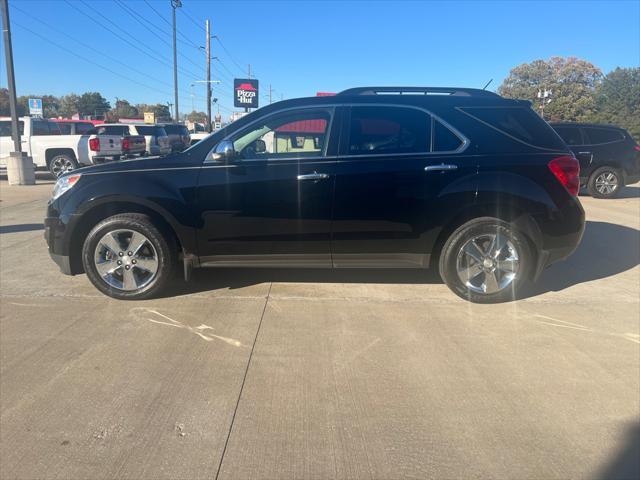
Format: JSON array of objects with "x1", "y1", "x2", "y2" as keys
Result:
[
  {"x1": 551, "y1": 123, "x2": 640, "y2": 198},
  {"x1": 45, "y1": 87, "x2": 585, "y2": 303}
]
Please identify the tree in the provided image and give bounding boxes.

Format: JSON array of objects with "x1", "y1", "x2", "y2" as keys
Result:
[
  {"x1": 498, "y1": 57, "x2": 602, "y2": 122},
  {"x1": 59, "y1": 93, "x2": 80, "y2": 117},
  {"x1": 593, "y1": 67, "x2": 640, "y2": 139},
  {"x1": 135, "y1": 103, "x2": 171, "y2": 120},
  {"x1": 186, "y1": 110, "x2": 207, "y2": 123},
  {"x1": 76, "y1": 92, "x2": 111, "y2": 117},
  {"x1": 0, "y1": 88, "x2": 26, "y2": 116},
  {"x1": 109, "y1": 99, "x2": 139, "y2": 120}
]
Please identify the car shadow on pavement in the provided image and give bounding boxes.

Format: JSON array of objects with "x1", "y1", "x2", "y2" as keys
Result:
[
  {"x1": 595, "y1": 423, "x2": 640, "y2": 480},
  {"x1": 163, "y1": 266, "x2": 442, "y2": 297},
  {"x1": 523, "y1": 220, "x2": 640, "y2": 298},
  {"x1": 164, "y1": 220, "x2": 638, "y2": 299},
  {"x1": 0, "y1": 223, "x2": 44, "y2": 234}
]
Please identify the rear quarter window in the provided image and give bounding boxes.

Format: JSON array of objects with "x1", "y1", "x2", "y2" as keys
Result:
[{"x1": 460, "y1": 106, "x2": 565, "y2": 150}]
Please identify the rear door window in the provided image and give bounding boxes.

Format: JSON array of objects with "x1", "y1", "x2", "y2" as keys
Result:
[
  {"x1": 583, "y1": 127, "x2": 624, "y2": 145},
  {"x1": 348, "y1": 106, "x2": 431, "y2": 155},
  {"x1": 461, "y1": 106, "x2": 565, "y2": 150},
  {"x1": 553, "y1": 126, "x2": 584, "y2": 146}
]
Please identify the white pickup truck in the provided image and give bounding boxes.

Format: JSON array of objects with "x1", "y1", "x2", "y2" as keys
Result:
[{"x1": 0, "y1": 117, "x2": 123, "y2": 177}]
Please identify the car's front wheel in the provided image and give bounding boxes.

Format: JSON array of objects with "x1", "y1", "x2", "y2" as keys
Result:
[
  {"x1": 439, "y1": 217, "x2": 532, "y2": 303},
  {"x1": 82, "y1": 214, "x2": 175, "y2": 300}
]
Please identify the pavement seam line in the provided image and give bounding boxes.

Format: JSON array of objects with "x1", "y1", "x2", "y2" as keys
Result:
[{"x1": 214, "y1": 281, "x2": 273, "y2": 480}]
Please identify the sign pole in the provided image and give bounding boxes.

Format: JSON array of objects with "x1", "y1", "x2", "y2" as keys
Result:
[
  {"x1": 206, "y1": 19, "x2": 212, "y2": 133},
  {"x1": 1, "y1": 0, "x2": 34, "y2": 185}
]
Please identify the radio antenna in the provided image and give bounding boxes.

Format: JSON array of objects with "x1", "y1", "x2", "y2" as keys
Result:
[{"x1": 482, "y1": 78, "x2": 493, "y2": 90}]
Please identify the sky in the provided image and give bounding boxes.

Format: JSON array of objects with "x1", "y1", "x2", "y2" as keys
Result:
[{"x1": 1, "y1": 0, "x2": 639, "y2": 119}]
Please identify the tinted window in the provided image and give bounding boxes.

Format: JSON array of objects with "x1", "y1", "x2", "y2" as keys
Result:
[
  {"x1": 583, "y1": 127, "x2": 624, "y2": 144},
  {"x1": 0, "y1": 121, "x2": 24, "y2": 136},
  {"x1": 96, "y1": 125, "x2": 129, "y2": 136},
  {"x1": 433, "y1": 120, "x2": 463, "y2": 151},
  {"x1": 348, "y1": 106, "x2": 431, "y2": 155},
  {"x1": 554, "y1": 126, "x2": 583, "y2": 146},
  {"x1": 75, "y1": 122, "x2": 94, "y2": 134},
  {"x1": 136, "y1": 126, "x2": 167, "y2": 137},
  {"x1": 162, "y1": 125, "x2": 179, "y2": 134},
  {"x1": 232, "y1": 109, "x2": 331, "y2": 160},
  {"x1": 462, "y1": 107, "x2": 565, "y2": 149},
  {"x1": 56, "y1": 123, "x2": 72, "y2": 135},
  {"x1": 32, "y1": 121, "x2": 50, "y2": 136}
]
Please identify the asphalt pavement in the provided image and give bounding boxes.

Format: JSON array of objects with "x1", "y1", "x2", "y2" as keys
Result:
[{"x1": 1, "y1": 175, "x2": 638, "y2": 479}]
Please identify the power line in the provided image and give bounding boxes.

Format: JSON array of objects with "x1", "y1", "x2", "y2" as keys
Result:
[
  {"x1": 143, "y1": 0, "x2": 202, "y2": 50},
  {"x1": 180, "y1": 7, "x2": 206, "y2": 33},
  {"x1": 215, "y1": 36, "x2": 255, "y2": 77},
  {"x1": 113, "y1": 0, "x2": 205, "y2": 73},
  {"x1": 66, "y1": 0, "x2": 201, "y2": 81}
]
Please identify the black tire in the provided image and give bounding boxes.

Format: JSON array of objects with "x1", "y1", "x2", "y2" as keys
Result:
[
  {"x1": 82, "y1": 214, "x2": 175, "y2": 300},
  {"x1": 48, "y1": 153, "x2": 78, "y2": 178},
  {"x1": 587, "y1": 166, "x2": 622, "y2": 199},
  {"x1": 438, "y1": 217, "x2": 533, "y2": 304}
]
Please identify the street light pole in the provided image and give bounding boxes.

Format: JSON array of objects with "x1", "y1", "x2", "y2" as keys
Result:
[
  {"x1": 171, "y1": 0, "x2": 182, "y2": 122},
  {"x1": 1, "y1": 0, "x2": 34, "y2": 185},
  {"x1": 206, "y1": 19, "x2": 212, "y2": 133}
]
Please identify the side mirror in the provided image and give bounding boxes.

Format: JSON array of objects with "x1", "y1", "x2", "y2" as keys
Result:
[
  {"x1": 254, "y1": 139, "x2": 266, "y2": 154},
  {"x1": 211, "y1": 140, "x2": 235, "y2": 162}
]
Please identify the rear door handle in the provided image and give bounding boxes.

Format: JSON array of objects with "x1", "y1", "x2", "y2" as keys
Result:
[
  {"x1": 424, "y1": 164, "x2": 458, "y2": 172},
  {"x1": 297, "y1": 172, "x2": 329, "y2": 181},
  {"x1": 578, "y1": 151, "x2": 591, "y2": 155}
]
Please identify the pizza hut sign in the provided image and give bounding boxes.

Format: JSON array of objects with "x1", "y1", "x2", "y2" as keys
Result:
[{"x1": 234, "y1": 78, "x2": 259, "y2": 109}]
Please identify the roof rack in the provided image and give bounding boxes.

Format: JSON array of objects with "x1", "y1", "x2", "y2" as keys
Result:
[{"x1": 337, "y1": 86, "x2": 500, "y2": 98}]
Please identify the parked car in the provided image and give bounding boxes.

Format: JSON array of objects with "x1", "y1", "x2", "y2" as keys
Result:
[
  {"x1": 98, "y1": 123, "x2": 171, "y2": 156},
  {"x1": 0, "y1": 116, "x2": 123, "y2": 177},
  {"x1": 160, "y1": 123, "x2": 191, "y2": 152},
  {"x1": 45, "y1": 86, "x2": 585, "y2": 303},
  {"x1": 551, "y1": 122, "x2": 640, "y2": 198},
  {"x1": 53, "y1": 120, "x2": 96, "y2": 135},
  {"x1": 92, "y1": 124, "x2": 147, "y2": 159}
]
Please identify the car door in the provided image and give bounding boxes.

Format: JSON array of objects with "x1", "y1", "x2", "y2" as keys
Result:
[
  {"x1": 331, "y1": 104, "x2": 477, "y2": 268},
  {"x1": 195, "y1": 106, "x2": 339, "y2": 266},
  {"x1": 582, "y1": 127, "x2": 627, "y2": 170},
  {"x1": 553, "y1": 125, "x2": 592, "y2": 178}
]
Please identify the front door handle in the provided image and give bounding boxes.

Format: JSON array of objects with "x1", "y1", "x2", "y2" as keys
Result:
[
  {"x1": 424, "y1": 164, "x2": 458, "y2": 172},
  {"x1": 578, "y1": 151, "x2": 592, "y2": 155},
  {"x1": 297, "y1": 172, "x2": 329, "y2": 181}
]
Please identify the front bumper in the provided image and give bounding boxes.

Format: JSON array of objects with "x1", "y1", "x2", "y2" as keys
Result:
[{"x1": 44, "y1": 215, "x2": 75, "y2": 275}]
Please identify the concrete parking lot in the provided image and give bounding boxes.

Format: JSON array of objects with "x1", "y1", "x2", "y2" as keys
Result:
[{"x1": 1, "y1": 174, "x2": 638, "y2": 480}]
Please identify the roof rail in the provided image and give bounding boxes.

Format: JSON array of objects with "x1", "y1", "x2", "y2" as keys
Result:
[{"x1": 337, "y1": 86, "x2": 500, "y2": 98}]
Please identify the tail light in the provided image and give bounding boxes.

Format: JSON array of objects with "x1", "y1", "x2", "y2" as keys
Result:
[
  {"x1": 122, "y1": 137, "x2": 130, "y2": 151},
  {"x1": 89, "y1": 137, "x2": 100, "y2": 152},
  {"x1": 548, "y1": 155, "x2": 580, "y2": 196},
  {"x1": 634, "y1": 145, "x2": 640, "y2": 152}
]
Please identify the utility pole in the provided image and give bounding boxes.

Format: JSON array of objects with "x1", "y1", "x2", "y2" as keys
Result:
[
  {"x1": 248, "y1": 64, "x2": 251, "y2": 79},
  {"x1": 206, "y1": 19, "x2": 212, "y2": 133},
  {"x1": 1, "y1": 0, "x2": 34, "y2": 185},
  {"x1": 269, "y1": 84, "x2": 273, "y2": 104},
  {"x1": 171, "y1": 0, "x2": 182, "y2": 122}
]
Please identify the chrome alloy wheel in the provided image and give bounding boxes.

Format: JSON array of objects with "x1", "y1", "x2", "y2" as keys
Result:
[
  {"x1": 50, "y1": 156, "x2": 75, "y2": 177},
  {"x1": 93, "y1": 229, "x2": 159, "y2": 291},
  {"x1": 595, "y1": 171, "x2": 619, "y2": 196},
  {"x1": 456, "y1": 233, "x2": 520, "y2": 295}
]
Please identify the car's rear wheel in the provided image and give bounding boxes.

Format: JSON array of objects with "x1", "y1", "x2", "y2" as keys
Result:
[
  {"x1": 439, "y1": 217, "x2": 532, "y2": 303},
  {"x1": 49, "y1": 153, "x2": 78, "y2": 178},
  {"x1": 588, "y1": 166, "x2": 622, "y2": 199},
  {"x1": 82, "y1": 214, "x2": 175, "y2": 300}
]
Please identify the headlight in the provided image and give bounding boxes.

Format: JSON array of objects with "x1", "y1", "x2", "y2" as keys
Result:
[{"x1": 51, "y1": 174, "x2": 82, "y2": 201}]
